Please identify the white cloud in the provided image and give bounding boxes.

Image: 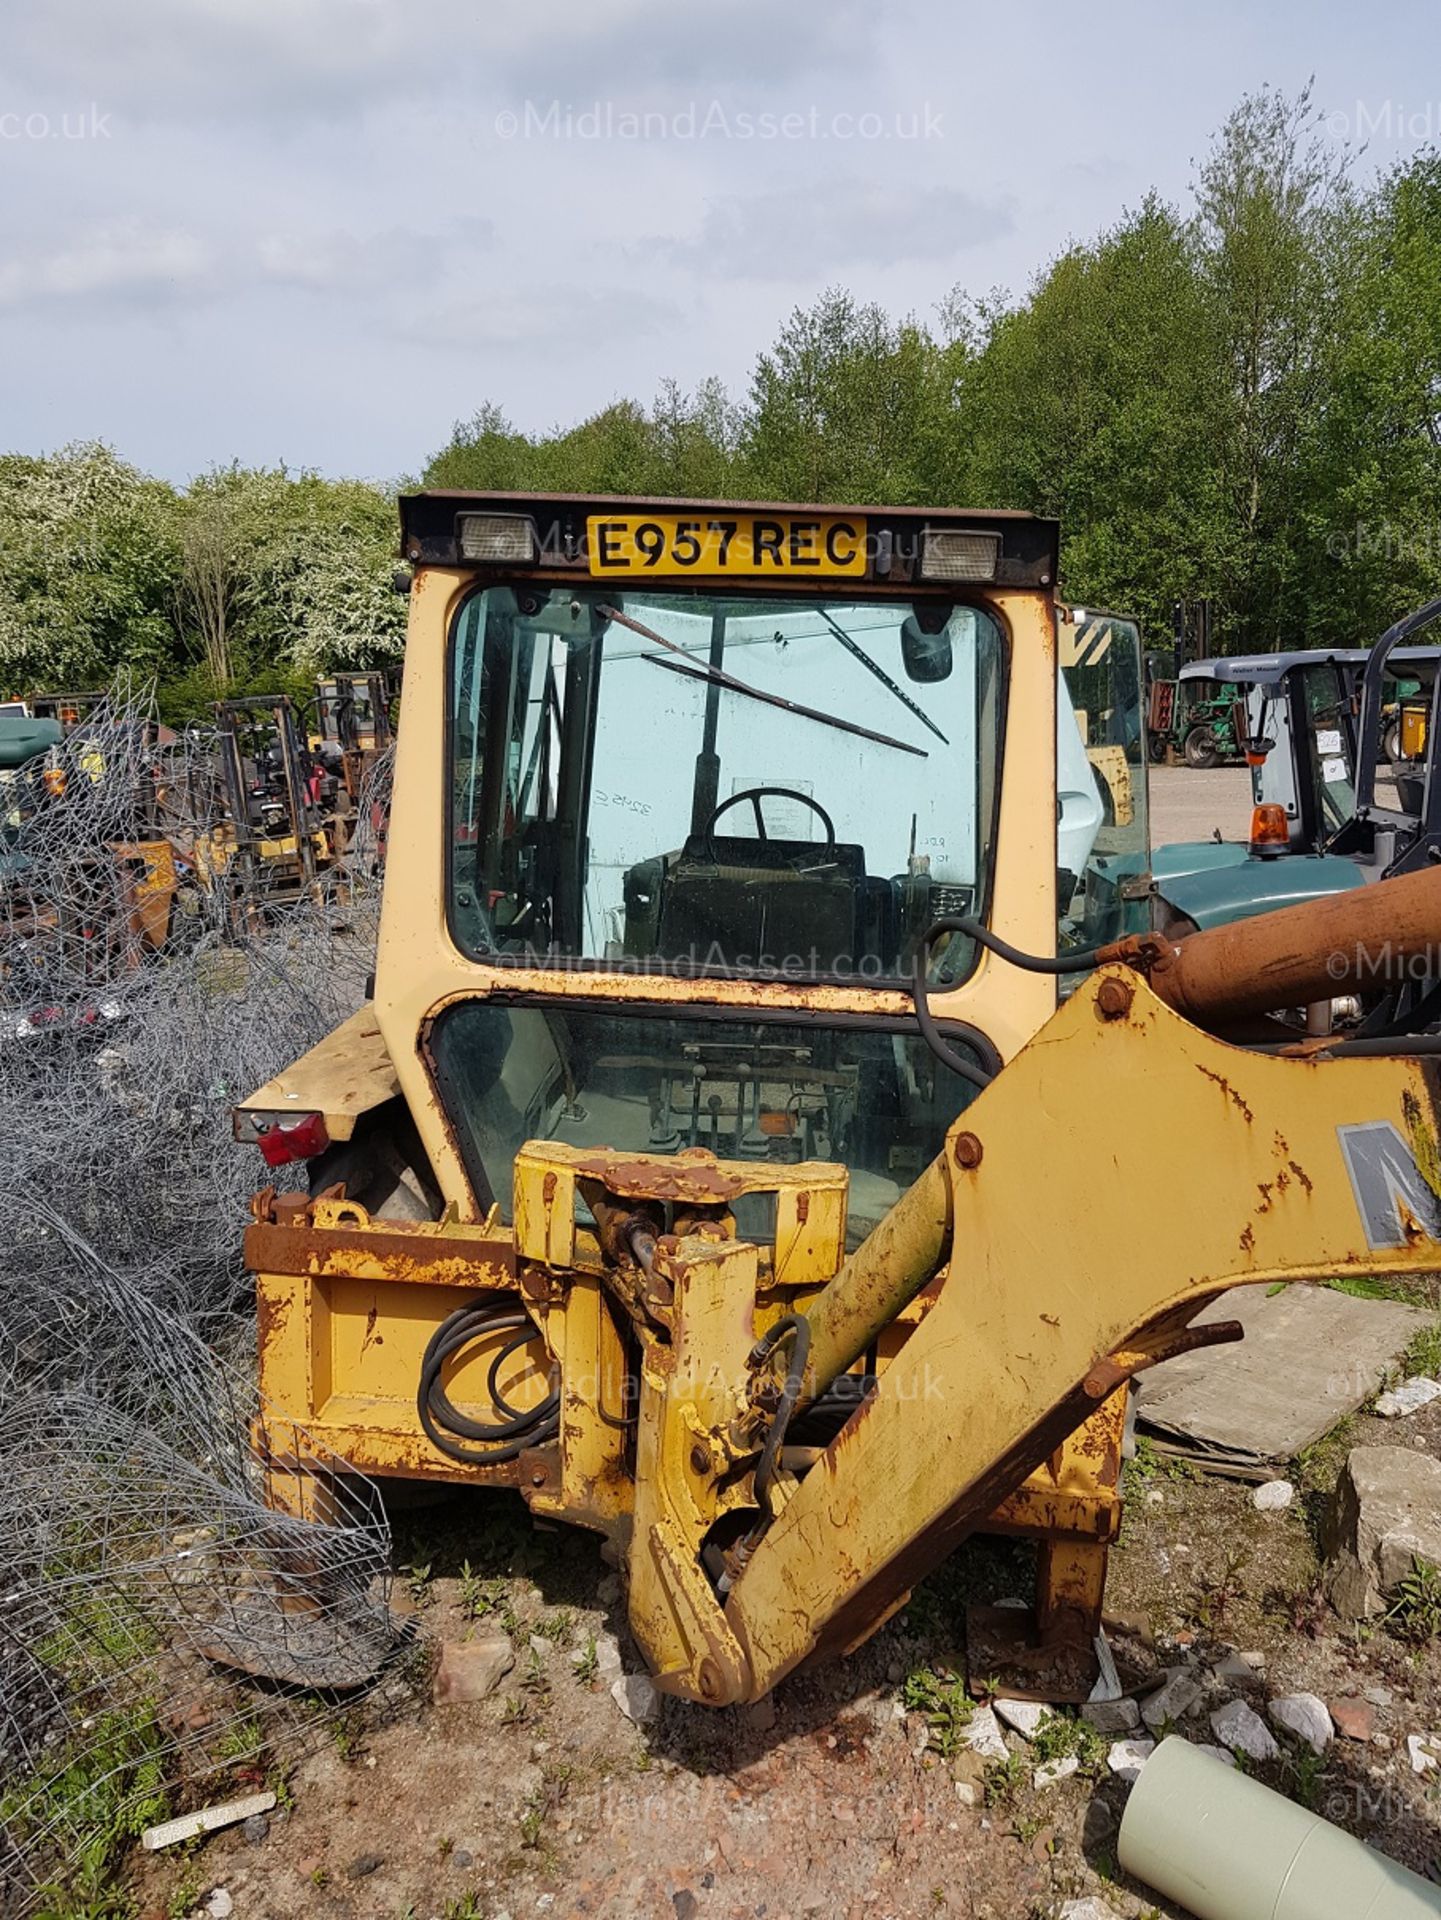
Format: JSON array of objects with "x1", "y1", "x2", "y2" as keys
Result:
[
  {"x1": 651, "y1": 179, "x2": 1013, "y2": 279},
  {"x1": 0, "y1": 220, "x2": 214, "y2": 310}
]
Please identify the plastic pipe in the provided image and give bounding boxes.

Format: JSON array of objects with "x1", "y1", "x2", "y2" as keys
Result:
[{"x1": 1118, "y1": 1737, "x2": 1441, "y2": 1919}]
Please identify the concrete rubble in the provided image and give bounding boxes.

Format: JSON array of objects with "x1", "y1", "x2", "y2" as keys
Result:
[
  {"x1": 1322, "y1": 1445, "x2": 1441, "y2": 1618},
  {"x1": 1211, "y1": 1698, "x2": 1280, "y2": 1762}
]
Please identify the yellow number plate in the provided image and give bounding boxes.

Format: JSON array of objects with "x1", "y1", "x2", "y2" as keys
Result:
[{"x1": 586, "y1": 512, "x2": 866, "y2": 577}]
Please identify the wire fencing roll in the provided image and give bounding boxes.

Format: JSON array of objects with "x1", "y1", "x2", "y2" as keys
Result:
[{"x1": 0, "y1": 681, "x2": 405, "y2": 1912}]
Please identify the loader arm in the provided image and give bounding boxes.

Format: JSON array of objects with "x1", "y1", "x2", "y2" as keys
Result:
[{"x1": 622, "y1": 965, "x2": 1441, "y2": 1704}]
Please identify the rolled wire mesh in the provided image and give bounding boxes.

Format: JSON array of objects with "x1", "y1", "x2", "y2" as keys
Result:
[{"x1": 0, "y1": 681, "x2": 403, "y2": 1911}]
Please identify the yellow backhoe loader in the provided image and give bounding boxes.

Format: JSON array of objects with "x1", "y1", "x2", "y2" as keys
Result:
[{"x1": 235, "y1": 493, "x2": 1441, "y2": 1706}]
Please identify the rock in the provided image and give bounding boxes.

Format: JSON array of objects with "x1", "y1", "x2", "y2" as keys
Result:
[
  {"x1": 1329, "y1": 1698, "x2": 1375, "y2": 1743},
  {"x1": 1408, "y1": 1733, "x2": 1441, "y2": 1775},
  {"x1": 672, "y1": 1894, "x2": 698, "y2": 1920},
  {"x1": 1270, "y1": 1693, "x2": 1333, "y2": 1756},
  {"x1": 241, "y1": 1814, "x2": 268, "y2": 1846},
  {"x1": 1211, "y1": 1651, "x2": 1263, "y2": 1687},
  {"x1": 1141, "y1": 1670, "x2": 1201, "y2": 1733},
  {"x1": 434, "y1": 1634, "x2": 515, "y2": 1704},
  {"x1": 611, "y1": 1673, "x2": 662, "y2": 1726},
  {"x1": 345, "y1": 1853, "x2": 383, "y2": 1879},
  {"x1": 1188, "y1": 1742, "x2": 1238, "y2": 1768},
  {"x1": 1082, "y1": 1797, "x2": 1117, "y2": 1849},
  {"x1": 1211, "y1": 1699, "x2": 1280, "y2": 1763},
  {"x1": 745, "y1": 1696, "x2": 777, "y2": 1733},
  {"x1": 529, "y1": 1634, "x2": 550, "y2": 1659},
  {"x1": 1061, "y1": 1903, "x2": 1117, "y2": 1920},
  {"x1": 1145, "y1": 1489, "x2": 1164, "y2": 1505},
  {"x1": 1107, "y1": 1738, "x2": 1156, "y2": 1782},
  {"x1": 1322, "y1": 1446, "x2": 1441, "y2": 1619},
  {"x1": 1375, "y1": 1377, "x2": 1441, "y2": 1418},
  {"x1": 204, "y1": 1894, "x2": 233, "y2": 1920},
  {"x1": 1034, "y1": 1754, "x2": 1079, "y2": 1789},
  {"x1": 596, "y1": 1572, "x2": 622, "y2": 1607},
  {"x1": 1082, "y1": 1697, "x2": 1140, "y2": 1735},
  {"x1": 954, "y1": 1778, "x2": 980, "y2": 1808},
  {"x1": 1365, "y1": 1685, "x2": 1393, "y2": 1708},
  {"x1": 593, "y1": 1632, "x2": 624, "y2": 1675},
  {"x1": 959, "y1": 1705, "x2": 1010, "y2": 1761},
  {"x1": 1253, "y1": 1479, "x2": 1295, "y2": 1512},
  {"x1": 994, "y1": 1698, "x2": 1051, "y2": 1739}
]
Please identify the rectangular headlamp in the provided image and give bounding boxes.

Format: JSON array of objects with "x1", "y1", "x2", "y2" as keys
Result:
[
  {"x1": 919, "y1": 527, "x2": 1001, "y2": 583},
  {"x1": 457, "y1": 512, "x2": 537, "y2": 564}
]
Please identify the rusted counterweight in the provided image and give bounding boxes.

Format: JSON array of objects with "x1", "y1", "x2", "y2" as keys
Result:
[{"x1": 1118, "y1": 862, "x2": 1441, "y2": 1027}]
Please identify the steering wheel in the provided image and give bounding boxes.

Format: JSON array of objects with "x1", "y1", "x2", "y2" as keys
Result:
[{"x1": 702, "y1": 787, "x2": 837, "y2": 864}]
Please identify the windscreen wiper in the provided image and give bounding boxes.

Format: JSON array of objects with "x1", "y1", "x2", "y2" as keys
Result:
[
  {"x1": 597, "y1": 603, "x2": 927, "y2": 759},
  {"x1": 816, "y1": 610, "x2": 949, "y2": 747}
]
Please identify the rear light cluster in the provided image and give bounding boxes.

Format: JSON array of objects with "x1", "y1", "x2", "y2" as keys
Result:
[{"x1": 254, "y1": 1112, "x2": 330, "y2": 1169}]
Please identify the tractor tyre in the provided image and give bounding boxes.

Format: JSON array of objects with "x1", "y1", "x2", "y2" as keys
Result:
[
  {"x1": 1384, "y1": 721, "x2": 1403, "y2": 764},
  {"x1": 1183, "y1": 726, "x2": 1220, "y2": 770},
  {"x1": 1147, "y1": 731, "x2": 1170, "y2": 765}
]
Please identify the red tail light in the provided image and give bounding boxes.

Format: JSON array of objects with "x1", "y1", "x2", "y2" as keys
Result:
[{"x1": 256, "y1": 1112, "x2": 330, "y2": 1168}]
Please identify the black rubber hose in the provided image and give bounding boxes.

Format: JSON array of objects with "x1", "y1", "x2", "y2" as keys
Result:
[
  {"x1": 750, "y1": 1313, "x2": 812, "y2": 1519},
  {"x1": 911, "y1": 914, "x2": 1114, "y2": 1087},
  {"x1": 417, "y1": 1298, "x2": 561, "y2": 1466}
]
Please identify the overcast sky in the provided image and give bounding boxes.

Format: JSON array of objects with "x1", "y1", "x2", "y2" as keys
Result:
[{"x1": 2, "y1": 0, "x2": 1438, "y2": 485}]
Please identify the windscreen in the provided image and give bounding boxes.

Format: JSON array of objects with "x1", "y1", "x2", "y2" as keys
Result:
[{"x1": 448, "y1": 586, "x2": 1005, "y2": 985}]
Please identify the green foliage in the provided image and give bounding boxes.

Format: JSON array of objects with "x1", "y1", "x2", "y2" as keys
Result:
[
  {"x1": 1385, "y1": 1556, "x2": 1441, "y2": 1643},
  {"x1": 1027, "y1": 1710, "x2": 1106, "y2": 1772},
  {"x1": 0, "y1": 448, "x2": 402, "y2": 708},
  {"x1": 1, "y1": 1703, "x2": 169, "y2": 1904},
  {"x1": 9, "y1": 89, "x2": 1441, "y2": 689},
  {"x1": 1403, "y1": 1318, "x2": 1441, "y2": 1380},
  {"x1": 901, "y1": 1666, "x2": 974, "y2": 1757}
]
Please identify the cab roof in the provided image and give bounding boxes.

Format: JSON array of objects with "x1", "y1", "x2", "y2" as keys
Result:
[
  {"x1": 1181, "y1": 647, "x2": 1441, "y2": 686},
  {"x1": 397, "y1": 490, "x2": 1059, "y2": 592}
]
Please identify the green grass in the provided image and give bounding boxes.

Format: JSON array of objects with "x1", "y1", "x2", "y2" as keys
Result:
[
  {"x1": 1402, "y1": 1318, "x2": 1441, "y2": 1380},
  {"x1": 1, "y1": 1702, "x2": 169, "y2": 1907},
  {"x1": 1385, "y1": 1557, "x2": 1441, "y2": 1644}
]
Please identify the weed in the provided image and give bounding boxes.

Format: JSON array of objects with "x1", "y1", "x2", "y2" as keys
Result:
[
  {"x1": 1125, "y1": 1435, "x2": 1196, "y2": 1492},
  {"x1": 533, "y1": 1609, "x2": 573, "y2": 1643},
  {"x1": 901, "y1": 1667, "x2": 974, "y2": 1759},
  {"x1": 1028, "y1": 1711, "x2": 1106, "y2": 1772},
  {"x1": 1186, "y1": 1549, "x2": 1248, "y2": 1634},
  {"x1": 499, "y1": 1693, "x2": 532, "y2": 1728},
  {"x1": 983, "y1": 1751, "x2": 1029, "y2": 1808},
  {"x1": 213, "y1": 1714, "x2": 264, "y2": 1766},
  {"x1": 1295, "y1": 1414, "x2": 1356, "y2": 1492},
  {"x1": 309, "y1": 1866, "x2": 332, "y2": 1890},
  {"x1": 1283, "y1": 1742, "x2": 1328, "y2": 1810},
  {"x1": 265, "y1": 1765, "x2": 296, "y2": 1814},
  {"x1": 437, "y1": 1835, "x2": 455, "y2": 1857},
  {"x1": 1, "y1": 1702, "x2": 169, "y2": 1905},
  {"x1": 521, "y1": 1646, "x2": 551, "y2": 1697},
  {"x1": 1385, "y1": 1557, "x2": 1441, "y2": 1644},
  {"x1": 1402, "y1": 1318, "x2": 1441, "y2": 1381},
  {"x1": 573, "y1": 1634, "x2": 599, "y2": 1686},
  {"x1": 167, "y1": 1870, "x2": 204, "y2": 1920},
  {"x1": 404, "y1": 1561, "x2": 434, "y2": 1610},
  {"x1": 443, "y1": 1897, "x2": 485, "y2": 1920},
  {"x1": 330, "y1": 1713, "x2": 365, "y2": 1764}
]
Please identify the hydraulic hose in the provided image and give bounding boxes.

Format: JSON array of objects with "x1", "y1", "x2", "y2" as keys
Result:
[
  {"x1": 417, "y1": 1296, "x2": 561, "y2": 1466},
  {"x1": 749, "y1": 1314, "x2": 811, "y2": 1518},
  {"x1": 911, "y1": 915, "x2": 1103, "y2": 1086}
]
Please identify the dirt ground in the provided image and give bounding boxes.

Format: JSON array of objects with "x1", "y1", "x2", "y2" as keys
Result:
[
  {"x1": 117, "y1": 764, "x2": 1439, "y2": 1920},
  {"x1": 124, "y1": 1357, "x2": 1441, "y2": 1920}
]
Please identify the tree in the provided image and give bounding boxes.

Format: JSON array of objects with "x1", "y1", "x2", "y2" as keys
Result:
[{"x1": 0, "y1": 443, "x2": 180, "y2": 692}]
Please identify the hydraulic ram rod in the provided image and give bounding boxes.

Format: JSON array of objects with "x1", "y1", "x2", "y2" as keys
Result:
[{"x1": 1142, "y1": 861, "x2": 1441, "y2": 1025}]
